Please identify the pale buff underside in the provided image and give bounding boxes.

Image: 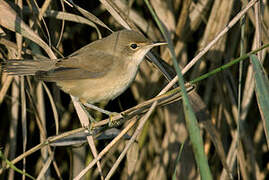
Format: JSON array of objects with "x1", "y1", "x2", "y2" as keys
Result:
[{"x1": 56, "y1": 59, "x2": 139, "y2": 103}]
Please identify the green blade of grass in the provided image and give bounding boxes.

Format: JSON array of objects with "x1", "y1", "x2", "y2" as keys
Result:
[
  {"x1": 144, "y1": 0, "x2": 213, "y2": 179},
  {"x1": 172, "y1": 141, "x2": 185, "y2": 180},
  {"x1": 0, "y1": 150, "x2": 35, "y2": 180},
  {"x1": 190, "y1": 43, "x2": 269, "y2": 85},
  {"x1": 250, "y1": 54, "x2": 269, "y2": 147}
]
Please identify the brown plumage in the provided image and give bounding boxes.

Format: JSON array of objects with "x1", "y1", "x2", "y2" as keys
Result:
[{"x1": 1, "y1": 30, "x2": 166, "y2": 103}]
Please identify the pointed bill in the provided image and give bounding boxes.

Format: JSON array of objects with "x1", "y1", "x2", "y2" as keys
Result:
[{"x1": 150, "y1": 41, "x2": 168, "y2": 47}]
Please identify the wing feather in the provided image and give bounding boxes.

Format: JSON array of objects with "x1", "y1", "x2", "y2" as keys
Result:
[{"x1": 36, "y1": 51, "x2": 115, "y2": 81}]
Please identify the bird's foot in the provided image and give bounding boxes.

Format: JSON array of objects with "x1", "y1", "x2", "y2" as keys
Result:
[{"x1": 108, "y1": 112, "x2": 126, "y2": 127}]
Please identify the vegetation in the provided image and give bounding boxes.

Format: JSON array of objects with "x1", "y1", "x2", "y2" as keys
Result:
[{"x1": 0, "y1": 0, "x2": 268, "y2": 179}]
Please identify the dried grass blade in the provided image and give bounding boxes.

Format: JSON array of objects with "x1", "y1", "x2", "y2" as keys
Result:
[
  {"x1": 71, "y1": 97, "x2": 104, "y2": 179},
  {"x1": 69, "y1": 1, "x2": 112, "y2": 33},
  {"x1": 44, "y1": 10, "x2": 102, "y2": 37},
  {"x1": 100, "y1": 0, "x2": 133, "y2": 30},
  {"x1": 0, "y1": 1, "x2": 55, "y2": 59},
  {"x1": 42, "y1": 82, "x2": 59, "y2": 135},
  {"x1": 0, "y1": 76, "x2": 13, "y2": 105}
]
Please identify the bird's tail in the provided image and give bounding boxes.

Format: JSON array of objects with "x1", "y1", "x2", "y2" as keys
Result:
[{"x1": 1, "y1": 59, "x2": 56, "y2": 76}]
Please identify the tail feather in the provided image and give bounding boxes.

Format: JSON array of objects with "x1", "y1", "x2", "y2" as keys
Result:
[{"x1": 1, "y1": 59, "x2": 56, "y2": 76}]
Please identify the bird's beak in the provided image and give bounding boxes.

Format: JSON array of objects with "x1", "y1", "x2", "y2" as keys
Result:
[{"x1": 150, "y1": 41, "x2": 168, "y2": 47}]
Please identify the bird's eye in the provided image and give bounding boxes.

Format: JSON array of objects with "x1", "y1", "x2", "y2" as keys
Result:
[{"x1": 130, "y1": 43, "x2": 138, "y2": 49}]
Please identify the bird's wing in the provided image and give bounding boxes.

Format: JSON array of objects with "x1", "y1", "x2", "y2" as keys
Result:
[{"x1": 36, "y1": 51, "x2": 115, "y2": 81}]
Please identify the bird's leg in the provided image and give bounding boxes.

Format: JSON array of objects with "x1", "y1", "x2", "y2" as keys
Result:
[
  {"x1": 83, "y1": 102, "x2": 125, "y2": 127},
  {"x1": 107, "y1": 112, "x2": 124, "y2": 127},
  {"x1": 84, "y1": 102, "x2": 112, "y2": 116}
]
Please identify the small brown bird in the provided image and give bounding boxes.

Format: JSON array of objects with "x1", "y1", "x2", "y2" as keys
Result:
[{"x1": 2, "y1": 30, "x2": 166, "y2": 104}]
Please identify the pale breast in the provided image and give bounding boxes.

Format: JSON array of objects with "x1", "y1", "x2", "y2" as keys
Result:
[{"x1": 56, "y1": 62, "x2": 139, "y2": 103}]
